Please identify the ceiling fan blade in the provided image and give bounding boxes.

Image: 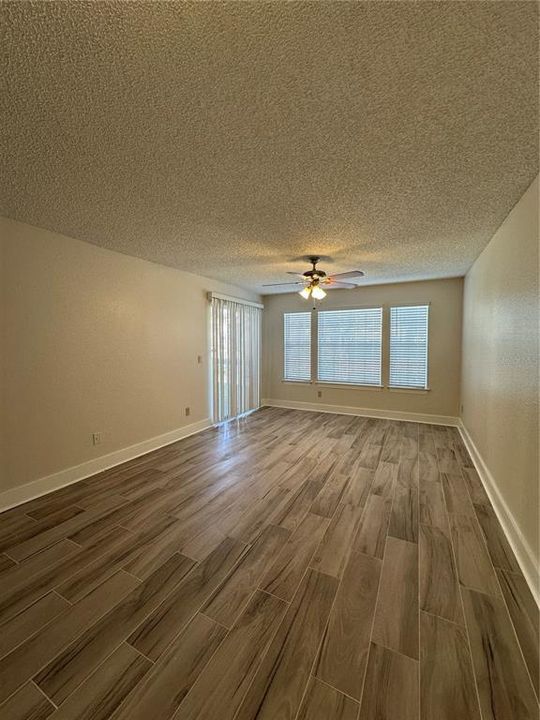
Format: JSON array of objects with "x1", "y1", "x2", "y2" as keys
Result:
[
  {"x1": 329, "y1": 270, "x2": 365, "y2": 280},
  {"x1": 262, "y1": 281, "x2": 304, "y2": 287},
  {"x1": 325, "y1": 281, "x2": 357, "y2": 289},
  {"x1": 286, "y1": 272, "x2": 307, "y2": 277}
]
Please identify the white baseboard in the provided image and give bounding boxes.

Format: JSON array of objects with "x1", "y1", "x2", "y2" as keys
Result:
[
  {"x1": 0, "y1": 418, "x2": 212, "y2": 513},
  {"x1": 458, "y1": 420, "x2": 539, "y2": 608},
  {"x1": 262, "y1": 398, "x2": 459, "y2": 426}
]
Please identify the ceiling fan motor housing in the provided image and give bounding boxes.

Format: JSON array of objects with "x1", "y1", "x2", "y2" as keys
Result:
[{"x1": 304, "y1": 256, "x2": 326, "y2": 281}]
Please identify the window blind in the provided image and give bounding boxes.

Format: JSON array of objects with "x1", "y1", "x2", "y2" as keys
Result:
[
  {"x1": 283, "y1": 312, "x2": 311, "y2": 381},
  {"x1": 211, "y1": 297, "x2": 261, "y2": 423},
  {"x1": 317, "y1": 308, "x2": 382, "y2": 386},
  {"x1": 389, "y1": 305, "x2": 429, "y2": 388}
]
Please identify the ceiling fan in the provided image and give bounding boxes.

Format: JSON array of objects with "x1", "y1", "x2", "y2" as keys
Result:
[{"x1": 263, "y1": 256, "x2": 365, "y2": 300}]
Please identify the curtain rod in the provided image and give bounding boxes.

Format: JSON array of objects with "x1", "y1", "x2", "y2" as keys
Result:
[{"x1": 207, "y1": 291, "x2": 264, "y2": 309}]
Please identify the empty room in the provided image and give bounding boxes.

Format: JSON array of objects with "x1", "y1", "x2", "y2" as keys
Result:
[{"x1": 0, "y1": 2, "x2": 538, "y2": 719}]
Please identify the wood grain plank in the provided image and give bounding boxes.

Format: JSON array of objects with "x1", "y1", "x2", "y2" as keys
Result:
[
  {"x1": 370, "y1": 461, "x2": 397, "y2": 497},
  {"x1": 496, "y1": 569, "x2": 539, "y2": 699},
  {"x1": 128, "y1": 537, "x2": 247, "y2": 660},
  {"x1": 474, "y1": 504, "x2": 521, "y2": 573},
  {"x1": 359, "y1": 642, "x2": 419, "y2": 720},
  {"x1": 449, "y1": 514, "x2": 500, "y2": 596},
  {"x1": 463, "y1": 588, "x2": 538, "y2": 720},
  {"x1": 0, "y1": 571, "x2": 139, "y2": 704},
  {"x1": 297, "y1": 677, "x2": 359, "y2": 720},
  {"x1": 0, "y1": 682, "x2": 55, "y2": 720},
  {"x1": 461, "y1": 467, "x2": 490, "y2": 505},
  {"x1": 372, "y1": 536, "x2": 419, "y2": 659},
  {"x1": 419, "y1": 475, "x2": 447, "y2": 529},
  {"x1": 234, "y1": 569, "x2": 338, "y2": 720},
  {"x1": 34, "y1": 553, "x2": 195, "y2": 705},
  {"x1": 259, "y1": 513, "x2": 329, "y2": 602},
  {"x1": 0, "y1": 553, "x2": 16, "y2": 573},
  {"x1": 0, "y1": 507, "x2": 84, "y2": 555},
  {"x1": 56, "y1": 516, "x2": 183, "y2": 603},
  {"x1": 310, "y1": 502, "x2": 364, "y2": 578},
  {"x1": 0, "y1": 592, "x2": 70, "y2": 659},
  {"x1": 388, "y1": 459, "x2": 418, "y2": 543},
  {"x1": 418, "y1": 451, "x2": 439, "y2": 482},
  {"x1": 202, "y1": 524, "x2": 290, "y2": 625},
  {"x1": 173, "y1": 590, "x2": 287, "y2": 720},
  {"x1": 309, "y1": 471, "x2": 349, "y2": 518},
  {"x1": 49, "y1": 643, "x2": 151, "y2": 720},
  {"x1": 420, "y1": 611, "x2": 480, "y2": 720},
  {"x1": 420, "y1": 524, "x2": 463, "y2": 625},
  {"x1": 441, "y1": 472, "x2": 475, "y2": 516},
  {"x1": 315, "y1": 550, "x2": 381, "y2": 699},
  {"x1": 436, "y1": 447, "x2": 461, "y2": 474},
  {"x1": 0, "y1": 539, "x2": 79, "y2": 598},
  {"x1": 0, "y1": 526, "x2": 129, "y2": 622},
  {"x1": 7, "y1": 496, "x2": 127, "y2": 561},
  {"x1": 111, "y1": 614, "x2": 227, "y2": 720},
  {"x1": 353, "y1": 494, "x2": 392, "y2": 559}
]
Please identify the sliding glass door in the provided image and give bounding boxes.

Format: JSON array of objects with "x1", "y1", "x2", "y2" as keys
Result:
[{"x1": 210, "y1": 295, "x2": 262, "y2": 423}]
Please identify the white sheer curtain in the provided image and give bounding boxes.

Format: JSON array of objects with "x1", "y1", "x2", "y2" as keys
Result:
[{"x1": 211, "y1": 296, "x2": 262, "y2": 424}]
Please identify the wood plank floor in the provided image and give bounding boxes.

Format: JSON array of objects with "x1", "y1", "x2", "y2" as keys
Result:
[{"x1": 0, "y1": 407, "x2": 537, "y2": 720}]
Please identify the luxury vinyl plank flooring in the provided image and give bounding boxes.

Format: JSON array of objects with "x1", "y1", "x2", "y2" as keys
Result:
[
  {"x1": 463, "y1": 588, "x2": 538, "y2": 720},
  {"x1": 314, "y1": 550, "x2": 381, "y2": 700},
  {"x1": 372, "y1": 536, "x2": 419, "y2": 659},
  {"x1": 34, "y1": 554, "x2": 196, "y2": 705},
  {"x1": 419, "y1": 524, "x2": 463, "y2": 625},
  {"x1": 48, "y1": 642, "x2": 151, "y2": 720},
  {"x1": 0, "y1": 682, "x2": 55, "y2": 720},
  {"x1": 449, "y1": 513, "x2": 501, "y2": 596},
  {"x1": 259, "y1": 513, "x2": 328, "y2": 602},
  {"x1": 233, "y1": 569, "x2": 338, "y2": 720},
  {"x1": 297, "y1": 678, "x2": 359, "y2": 720},
  {"x1": 420, "y1": 611, "x2": 480, "y2": 720},
  {"x1": 173, "y1": 590, "x2": 287, "y2": 720},
  {"x1": 0, "y1": 408, "x2": 536, "y2": 720},
  {"x1": 0, "y1": 592, "x2": 71, "y2": 659},
  {"x1": 496, "y1": 568, "x2": 539, "y2": 698},
  {"x1": 359, "y1": 642, "x2": 419, "y2": 720},
  {"x1": 111, "y1": 614, "x2": 227, "y2": 720},
  {"x1": 0, "y1": 571, "x2": 139, "y2": 704}
]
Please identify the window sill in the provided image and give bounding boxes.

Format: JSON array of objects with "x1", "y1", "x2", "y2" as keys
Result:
[
  {"x1": 316, "y1": 381, "x2": 384, "y2": 391},
  {"x1": 388, "y1": 386, "x2": 430, "y2": 394},
  {"x1": 281, "y1": 379, "x2": 311, "y2": 384}
]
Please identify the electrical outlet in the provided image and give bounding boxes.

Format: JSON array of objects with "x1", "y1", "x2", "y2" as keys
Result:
[
  {"x1": 317, "y1": 390, "x2": 322, "y2": 398},
  {"x1": 185, "y1": 407, "x2": 191, "y2": 417},
  {"x1": 92, "y1": 432, "x2": 102, "y2": 446}
]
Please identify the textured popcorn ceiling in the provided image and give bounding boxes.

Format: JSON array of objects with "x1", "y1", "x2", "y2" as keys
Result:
[{"x1": 0, "y1": 2, "x2": 538, "y2": 294}]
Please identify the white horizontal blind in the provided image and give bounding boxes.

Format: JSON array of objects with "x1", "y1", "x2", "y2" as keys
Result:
[
  {"x1": 283, "y1": 312, "x2": 311, "y2": 381},
  {"x1": 389, "y1": 305, "x2": 429, "y2": 388},
  {"x1": 318, "y1": 308, "x2": 382, "y2": 385}
]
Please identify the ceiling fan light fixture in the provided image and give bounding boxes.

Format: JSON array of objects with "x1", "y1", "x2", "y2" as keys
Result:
[
  {"x1": 311, "y1": 285, "x2": 326, "y2": 300},
  {"x1": 299, "y1": 286, "x2": 312, "y2": 299}
]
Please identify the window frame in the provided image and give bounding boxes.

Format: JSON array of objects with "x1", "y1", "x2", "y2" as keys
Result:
[
  {"x1": 282, "y1": 311, "x2": 312, "y2": 383},
  {"x1": 316, "y1": 306, "x2": 384, "y2": 387},
  {"x1": 388, "y1": 303, "x2": 430, "y2": 391},
  {"x1": 281, "y1": 302, "x2": 430, "y2": 392}
]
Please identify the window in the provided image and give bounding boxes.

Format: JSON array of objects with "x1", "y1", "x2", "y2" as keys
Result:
[
  {"x1": 318, "y1": 308, "x2": 383, "y2": 386},
  {"x1": 211, "y1": 296, "x2": 262, "y2": 423},
  {"x1": 389, "y1": 305, "x2": 429, "y2": 389},
  {"x1": 283, "y1": 312, "x2": 311, "y2": 381}
]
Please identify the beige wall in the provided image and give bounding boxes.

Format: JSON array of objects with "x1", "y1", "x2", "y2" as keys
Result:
[
  {"x1": 461, "y1": 176, "x2": 539, "y2": 573},
  {"x1": 262, "y1": 277, "x2": 463, "y2": 418},
  {"x1": 0, "y1": 218, "x2": 260, "y2": 493}
]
